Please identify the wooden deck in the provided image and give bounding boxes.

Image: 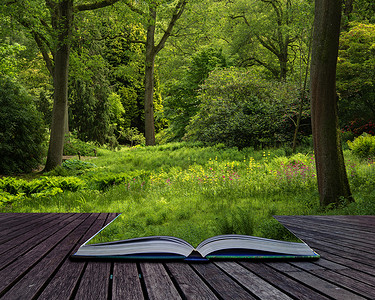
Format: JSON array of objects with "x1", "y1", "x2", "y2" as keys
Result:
[{"x1": 1, "y1": 213, "x2": 374, "y2": 299}]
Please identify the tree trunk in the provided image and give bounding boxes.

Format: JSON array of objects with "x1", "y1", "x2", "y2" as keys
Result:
[
  {"x1": 310, "y1": 0, "x2": 352, "y2": 206},
  {"x1": 44, "y1": 0, "x2": 73, "y2": 171},
  {"x1": 144, "y1": 7, "x2": 157, "y2": 146}
]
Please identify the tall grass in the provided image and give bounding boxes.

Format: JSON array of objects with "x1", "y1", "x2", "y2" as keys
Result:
[{"x1": 2, "y1": 142, "x2": 375, "y2": 246}]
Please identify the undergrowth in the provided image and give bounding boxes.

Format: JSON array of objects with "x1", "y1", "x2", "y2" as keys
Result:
[{"x1": 1, "y1": 142, "x2": 374, "y2": 246}]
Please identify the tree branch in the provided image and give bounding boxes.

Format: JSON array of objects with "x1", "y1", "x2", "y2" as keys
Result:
[
  {"x1": 17, "y1": 18, "x2": 54, "y2": 76},
  {"x1": 229, "y1": 14, "x2": 250, "y2": 27},
  {"x1": 75, "y1": 0, "x2": 121, "y2": 12},
  {"x1": 123, "y1": 1, "x2": 146, "y2": 17},
  {"x1": 256, "y1": 34, "x2": 279, "y2": 56},
  {"x1": 154, "y1": 0, "x2": 187, "y2": 54}
]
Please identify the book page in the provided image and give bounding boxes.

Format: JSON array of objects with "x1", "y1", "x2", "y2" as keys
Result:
[{"x1": 85, "y1": 213, "x2": 304, "y2": 248}]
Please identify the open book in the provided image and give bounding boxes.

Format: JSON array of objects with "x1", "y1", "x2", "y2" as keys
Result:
[{"x1": 72, "y1": 216, "x2": 320, "y2": 261}]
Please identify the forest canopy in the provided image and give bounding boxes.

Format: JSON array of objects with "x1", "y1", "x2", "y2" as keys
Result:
[{"x1": 0, "y1": 0, "x2": 374, "y2": 174}]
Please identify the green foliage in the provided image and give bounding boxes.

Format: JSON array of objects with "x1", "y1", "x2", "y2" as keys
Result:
[
  {"x1": 104, "y1": 25, "x2": 146, "y2": 136},
  {"x1": 337, "y1": 22, "x2": 375, "y2": 126},
  {"x1": 222, "y1": 0, "x2": 313, "y2": 80},
  {"x1": 89, "y1": 171, "x2": 148, "y2": 191},
  {"x1": 64, "y1": 134, "x2": 97, "y2": 156},
  {"x1": 119, "y1": 127, "x2": 145, "y2": 146},
  {"x1": 68, "y1": 77, "x2": 112, "y2": 145},
  {"x1": 0, "y1": 175, "x2": 85, "y2": 206},
  {"x1": 0, "y1": 177, "x2": 28, "y2": 195},
  {"x1": 2, "y1": 144, "x2": 375, "y2": 246},
  {"x1": 108, "y1": 92, "x2": 126, "y2": 130},
  {"x1": 62, "y1": 159, "x2": 97, "y2": 170},
  {"x1": 348, "y1": 134, "x2": 375, "y2": 158},
  {"x1": 0, "y1": 41, "x2": 26, "y2": 78},
  {"x1": 185, "y1": 68, "x2": 301, "y2": 148},
  {"x1": 0, "y1": 76, "x2": 46, "y2": 174},
  {"x1": 164, "y1": 47, "x2": 230, "y2": 141}
]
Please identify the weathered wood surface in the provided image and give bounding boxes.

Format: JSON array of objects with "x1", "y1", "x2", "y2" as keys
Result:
[{"x1": 1, "y1": 213, "x2": 374, "y2": 299}]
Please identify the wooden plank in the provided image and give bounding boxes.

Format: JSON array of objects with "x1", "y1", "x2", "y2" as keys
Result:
[
  {"x1": 276, "y1": 217, "x2": 375, "y2": 247},
  {"x1": 0, "y1": 213, "x2": 77, "y2": 270},
  {"x1": 0, "y1": 213, "x2": 24, "y2": 222},
  {"x1": 295, "y1": 215, "x2": 375, "y2": 231},
  {"x1": 241, "y1": 262, "x2": 331, "y2": 300},
  {"x1": 0, "y1": 214, "x2": 374, "y2": 300},
  {"x1": 166, "y1": 262, "x2": 219, "y2": 300},
  {"x1": 0, "y1": 213, "x2": 88, "y2": 296},
  {"x1": 311, "y1": 269, "x2": 375, "y2": 299},
  {"x1": 38, "y1": 213, "x2": 118, "y2": 300},
  {"x1": 112, "y1": 263, "x2": 144, "y2": 300},
  {"x1": 0, "y1": 213, "x2": 97, "y2": 299},
  {"x1": 275, "y1": 222, "x2": 375, "y2": 257},
  {"x1": 74, "y1": 262, "x2": 111, "y2": 300},
  {"x1": 192, "y1": 262, "x2": 256, "y2": 299},
  {"x1": 140, "y1": 263, "x2": 182, "y2": 299},
  {"x1": 0, "y1": 213, "x2": 42, "y2": 225},
  {"x1": 307, "y1": 248, "x2": 375, "y2": 276},
  {"x1": 215, "y1": 261, "x2": 293, "y2": 300},
  {"x1": 71, "y1": 213, "x2": 118, "y2": 299},
  {"x1": 312, "y1": 257, "x2": 349, "y2": 270},
  {"x1": 336, "y1": 269, "x2": 375, "y2": 287},
  {"x1": 0, "y1": 213, "x2": 34, "y2": 228},
  {"x1": 269, "y1": 262, "x2": 370, "y2": 299},
  {"x1": 0, "y1": 213, "x2": 57, "y2": 242},
  {"x1": 0, "y1": 213, "x2": 73, "y2": 256},
  {"x1": 293, "y1": 235, "x2": 375, "y2": 268}
]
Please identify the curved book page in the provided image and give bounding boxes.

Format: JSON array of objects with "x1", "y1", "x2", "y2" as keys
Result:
[
  {"x1": 195, "y1": 234, "x2": 317, "y2": 257},
  {"x1": 72, "y1": 214, "x2": 319, "y2": 260}
]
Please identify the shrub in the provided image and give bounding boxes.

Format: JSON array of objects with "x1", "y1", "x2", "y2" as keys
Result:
[
  {"x1": 0, "y1": 177, "x2": 28, "y2": 194},
  {"x1": 0, "y1": 76, "x2": 46, "y2": 174},
  {"x1": 184, "y1": 68, "x2": 303, "y2": 149},
  {"x1": 62, "y1": 159, "x2": 97, "y2": 170},
  {"x1": 64, "y1": 133, "x2": 97, "y2": 156},
  {"x1": 89, "y1": 171, "x2": 148, "y2": 191},
  {"x1": 0, "y1": 176, "x2": 85, "y2": 196},
  {"x1": 348, "y1": 134, "x2": 375, "y2": 158},
  {"x1": 119, "y1": 127, "x2": 145, "y2": 146}
]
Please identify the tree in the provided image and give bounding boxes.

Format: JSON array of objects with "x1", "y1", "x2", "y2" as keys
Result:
[
  {"x1": 125, "y1": 0, "x2": 188, "y2": 145},
  {"x1": 226, "y1": 0, "x2": 313, "y2": 81},
  {"x1": 310, "y1": 0, "x2": 352, "y2": 206},
  {"x1": 1, "y1": 0, "x2": 121, "y2": 171},
  {"x1": 0, "y1": 75, "x2": 46, "y2": 174},
  {"x1": 337, "y1": 22, "x2": 375, "y2": 126},
  {"x1": 185, "y1": 68, "x2": 300, "y2": 149},
  {"x1": 164, "y1": 46, "x2": 229, "y2": 140}
]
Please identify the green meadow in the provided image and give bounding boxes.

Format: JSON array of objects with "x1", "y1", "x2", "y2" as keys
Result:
[{"x1": 1, "y1": 142, "x2": 375, "y2": 247}]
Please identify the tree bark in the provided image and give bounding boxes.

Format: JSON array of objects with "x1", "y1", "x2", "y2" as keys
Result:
[
  {"x1": 44, "y1": 0, "x2": 73, "y2": 171},
  {"x1": 144, "y1": 7, "x2": 157, "y2": 146},
  {"x1": 310, "y1": 0, "x2": 352, "y2": 206},
  {"x1": 142, "y1": 0, "x2": 187, "y2": 146}
]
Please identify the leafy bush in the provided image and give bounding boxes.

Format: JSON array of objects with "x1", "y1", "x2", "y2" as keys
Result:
[
  {"x1": 64, "y1": 133, "x2": 97, "y2": 156},
  {"x1": 0, "y1": 190, "x2": 25, "y2": 206},
  {"x1": 342, "y1": 118, "x2": 375, "y2": 137},
  {"x1": 26, "y1": 176, "x2": 85, "y2": 194},
  {"x1": 337, "y1": 23, "x2": 375, "y2": 125},
  {"x1": 0, "y1": 177, "x2": 28, "y2": 194},
  {"x1": 62, "y1": 159, "x2": 97, "y2": 170},
  {"x1": 0, "y1": 176, "x2": 85, "y2": 196},
  {"x1": 184, "y1": 68, "x2": 303, "y2": 149},
  {"x1": 119, "y1": 127, "x2": 145, "y2": 146},
  {"x1": 348, "y1": 134, "x2": 375, "y2": 158},
  {"x1": 0, "y1": 76, "x2": 46, "y2": 174},
  {"x1": 164, "y1": 47, "x2": 230, "y2": 140},
  {"x1": 90, "y1": 171, "x2": 148, "y2": 191}
]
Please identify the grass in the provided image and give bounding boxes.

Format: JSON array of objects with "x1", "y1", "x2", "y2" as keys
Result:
[{"x1": 1, "y1": 142, "x2": 375, "y2": 247}]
